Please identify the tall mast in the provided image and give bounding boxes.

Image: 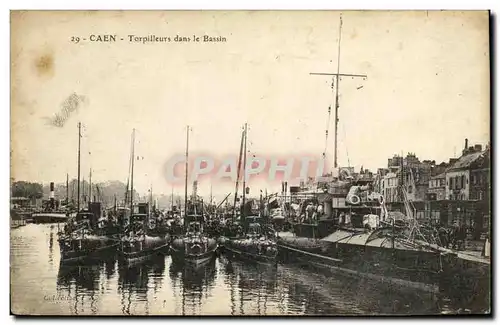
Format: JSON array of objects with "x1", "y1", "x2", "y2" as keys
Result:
[
  {"x1": 233, "y1": 125, "x2": 245, "y2": 221},
  {"x1": 66, "y1": 173, "x2": 69, "y2": 206},
  {"x1": 210, "y1": 183, "x2": 213, "y2": 206},
  {"x1": 241, "y1": 123, "x2": 248, "y2": 218},
  {"x1": 89, "y1": 168, "x2": 92, "y2": 205},
  {"x1": 310, "y1": 15, "x2": 367, "y2": 174},
  {"x1": 77, "y1": 122, "x2": 81, "y2": 212},
  {"x1": 130, "y1": 129, "x2": 135, "y2": 213},
  {"x1": 171, "y1": 187, "x2": 174, "y2": 210},
  {"x1": 333, "y1": 16, "x2": 343, "y2": 170},
  {"x1": 150, "y1": 184, "x2": 153, "y2": 211},
  {"x1": 184, "y1": 126, "x2": 190, "y2": 217}
]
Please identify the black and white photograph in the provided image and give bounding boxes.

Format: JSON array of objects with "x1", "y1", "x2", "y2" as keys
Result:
[{"x1": 9, "y1": 10, "x2": 491, "y2": 316}]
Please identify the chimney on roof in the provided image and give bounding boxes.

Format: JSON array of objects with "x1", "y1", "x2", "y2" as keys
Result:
[
  {"x1": 464, "y1": 138, "x2": 468, "y2": 149},
  {"x1": 474, "y1": 144, "x2": 482, "y2": 152}
]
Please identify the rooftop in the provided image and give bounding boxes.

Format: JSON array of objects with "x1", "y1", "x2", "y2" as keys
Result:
[
  {"x1": 430, "y1": 172, "x2": 446, "y2": 179},
  {"x1": 447, "y1": 149, "x2": 489, "y2": 172}
]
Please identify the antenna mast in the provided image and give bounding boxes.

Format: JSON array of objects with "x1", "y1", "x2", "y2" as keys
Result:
[
  {"x1": 233, "y1": 125, "x2": 245, "y2": 221},
  {"x1": 242, "y1": 123, "x2": 248, "y2": 218},
  {"x1": 77, "y1": 122, "x2": 81, "y2": 212},
  {"x1": 184, "y1": 126, "x2": 190, "y2": 217},
  {"x1": 89, "y1": 168, "x2": 92, "y2": 205},
  {"x1": 130, "y1": 129, "x2": 135, "y2": 214},
  {"x1": 310, "y1": 14, "x2": 367, "y2": 174},
  {"x1": 333, "y1": 15, "x2": 343, "y2": 170},
  {"x1": 66, "y1": 173, "x2": 69, "y2": 206}
]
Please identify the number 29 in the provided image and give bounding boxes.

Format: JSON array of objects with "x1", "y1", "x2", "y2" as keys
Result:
[{"x1": 71, "y1": 36, "x2": 80, "y2": 44}]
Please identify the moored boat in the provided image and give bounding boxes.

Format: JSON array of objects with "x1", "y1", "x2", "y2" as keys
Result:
[
  {"x1": 118, "y1": 213, "x2": 169, "y2": 264},
  {"x1": 170, "y1": 125, "x2": 217, "y2": 266},
  {"x1": 219, "y1": 123, "x2": 278, "y2": 264},
  {"x1": 170, "y1": 212, "x2": 218, "y2": 266},
  {"x1": 58, "y1": 207, "x2": 120, "y2": 263},
  {"x1": 222, "y1": 215, "x2": 278, "y2": 264}
]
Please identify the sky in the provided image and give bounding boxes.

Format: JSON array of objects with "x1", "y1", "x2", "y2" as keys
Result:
[{"x1": 10, "y1": 10, "x2": 490, "y2": 200}]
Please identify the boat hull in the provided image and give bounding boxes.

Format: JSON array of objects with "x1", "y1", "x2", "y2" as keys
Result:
[
  {"x1": 58, "y1": 236, "x2": 119, "y2": 263},
  {"x1": 277, "y1": 232, "x2": 443, "y2": 294},
  {"x1": 32, "y1": 213, "x2": 68, "y2": 224},
  {"x1": 170, "y1": 236, "x2": 218, "y2": 266},
  {"x1": 222, "y1": 237, "x2": 278, "y2": 265},
  {"x1": 118, "y1": 236, "x2": 169, "y2": 264}
]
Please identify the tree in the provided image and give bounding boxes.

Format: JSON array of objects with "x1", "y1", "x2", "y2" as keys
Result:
[{"x1": 11, "y1": 181, "x2": 43, "y2": 199}]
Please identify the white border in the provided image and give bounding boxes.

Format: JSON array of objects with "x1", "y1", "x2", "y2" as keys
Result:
[{"x1": 3, "y1": 1, "x2": 498, "y2": 324}]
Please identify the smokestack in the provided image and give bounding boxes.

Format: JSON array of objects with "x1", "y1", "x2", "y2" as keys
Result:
[
  {"x1": 464, "y1": 138, "x2": 468, "y2": 150},
  {"x1": 49, "y1": 182, "x2": 55, "y2": 199}
]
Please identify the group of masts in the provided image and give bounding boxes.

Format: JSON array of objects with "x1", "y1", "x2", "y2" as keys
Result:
[{"x1": 67, "y1": 16, "x2": 363, "y2": 218}]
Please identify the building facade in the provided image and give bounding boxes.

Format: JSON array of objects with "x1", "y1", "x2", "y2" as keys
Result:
[
  {"x1": 445, "y1": 141, "x2": 489, "y2": 201},
  {"x1": 428, "y1": 173, "x2": 446, "y2": 200},
  {"x1": 382, "y1": 153, "x2": 434, "y2": 203}
]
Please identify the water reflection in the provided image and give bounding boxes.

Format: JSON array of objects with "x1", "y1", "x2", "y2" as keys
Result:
[
  {"x1": 56, "y1": 257, "x2": 115, "y2": 315},
  {"x1": 48, "y1": 226, "x2": 54, "y2": 265},
  {"x1": 169, "y1": 258, "x2": 217, "y2": 315},
  {"x1": 219, "y1": 255, "x2": 279, "y2": 315},
  {"x1": 117, "y1": 255, "x2": 166, "y2": 315}
]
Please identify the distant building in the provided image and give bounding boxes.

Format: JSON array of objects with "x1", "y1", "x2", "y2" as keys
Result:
[
  {"x1": 428, "y1": 173, "x2": 446, "y2": 200},
  {"x1": 382, "y1": 172, "x2": 399, "y2": 203},
  {"x1": 382, "y1": 140, "x2": 490, "y2": 232},
  {"x1": 445, "y1": 139, "x2": 490, "y2": 201},
  {"x1": 382, "y1": 152, "x2": 434, "y2": 202}
]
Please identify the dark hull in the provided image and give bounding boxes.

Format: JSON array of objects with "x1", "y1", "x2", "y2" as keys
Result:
[
  {"x1": 170, "y1": 235, "x2": 218, "y2": 266},
  {"x1": 440, "y1": 252, "x2": 491, "y2": 311},
  {"x1": 32, "y1": 213, "x2": 68, "y2": 224},
  {"x1": 278, "y1": 235, "x2": 442, "y2": 294},
  {"x1": 170, "y1": 245, "x2": 217, "y2": 266},
  {"x1": 221, "y1": 236, "x2": 278, "y2": 265},
  {"x1": 59, "y1": 239, "x2": 119, "y2": 264},
  {"x1": 223, "y1": 243, "x2": 278, "y2": 265},
  {"x1": 118, "y1": 237, "x2": 169, "y2": 264}
]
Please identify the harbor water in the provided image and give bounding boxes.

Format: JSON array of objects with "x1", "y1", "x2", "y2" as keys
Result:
[{"x1": 11, "y1": 224, "x2": 464, "y2": 315}]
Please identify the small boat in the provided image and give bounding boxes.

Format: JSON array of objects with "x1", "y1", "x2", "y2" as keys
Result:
[
  {"x1": 170, "y1": 213, "x2": 218, "y2": 266},
  {"x1": 58, "y1": 209, "x2": 120, "y2": 263},
  {"x1": 170, "y1": 126, "x2": 217, "y2": 266},
  {"x1": 118, "y1": 213, "x2": 169, "y2": 264},
  {"x1": 222, "y1": 215, "x2": 278, "y2": 265},
  {"x1": 219, "y1": 124, "x2": 277, "y2": 264},
  {"x1": 117, "y1": 129, "x2": 169, "y2": 264},
  {"x1": 56, "y1": 123, "x2": 120, "y2": 263}
]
